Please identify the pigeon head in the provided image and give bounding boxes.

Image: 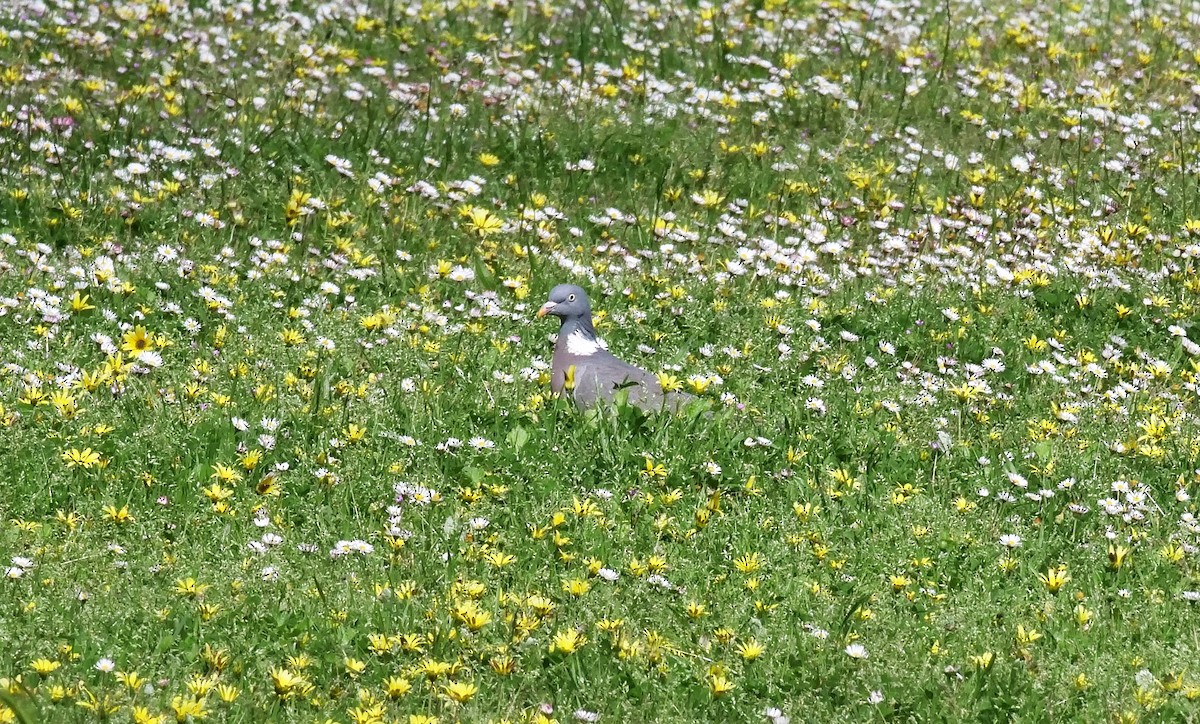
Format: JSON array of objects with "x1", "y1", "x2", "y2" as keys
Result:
[
  {"x1": 537, "y1": 284, "x2": 592, "y2": 321},
  {"x1": 537, "y1": 284, "x2": 597, "y2": 338}
]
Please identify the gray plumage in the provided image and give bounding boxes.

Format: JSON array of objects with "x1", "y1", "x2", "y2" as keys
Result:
[{"x1": 537, "y1": 284, "x2": 697, "y2": 413}]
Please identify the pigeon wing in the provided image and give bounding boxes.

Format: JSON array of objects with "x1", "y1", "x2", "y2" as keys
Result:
[{"x1": 568, "y1": 351, "x2": 696, "y2": 412}]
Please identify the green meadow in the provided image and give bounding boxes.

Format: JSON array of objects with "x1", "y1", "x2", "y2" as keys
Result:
[{"x1": 2, "y1": 0, "x2": 1200, "y2": 722}]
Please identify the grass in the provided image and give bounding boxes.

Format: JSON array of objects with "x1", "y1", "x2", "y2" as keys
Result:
[{"x1": 2, "y1": 0, "x2": 1200, "y2": 722}]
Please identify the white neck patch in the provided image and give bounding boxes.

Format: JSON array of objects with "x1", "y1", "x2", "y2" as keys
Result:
[{"x1": 566, "y1": 331, "x2": 607, "y2": 356}]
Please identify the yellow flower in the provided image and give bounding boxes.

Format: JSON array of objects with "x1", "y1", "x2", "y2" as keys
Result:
[
  {"x1": 202, "y1": 483, "x2": 233, "y2": 503},
  {"x1": 76, "y1": 688, "x2": 121, "y2": 717},
  {"x1": 1015, "y1": 624, "x2": 1042, "y2": 645},
  {"x1": 478, "y1": 153, "x2": 500, "y2": 167},
  {"x1": 344, "y1": 423, "x2": 368, "y2": 443},
  {"x1": 270, "y1": 667, "x2": 305, "y2": 697},
  {"x1": 708, "y1": 674, "x2": 736, "y2": 697},
  {"x1": 549, "y1": 628, "x2": 587, "y2": 655},
  {"x1": 61, "y1": 447, "x2": 102, "y2": 469},
  {"x1": 1160, "y1": 542, "x2": 1186, "y2": 564},
  {"x1": 344, "y1": 657, "x2": 367, "y2": 676},
  {"x1": 239, "y1": 449, "x2": 263, "y2": 470},
  {"x1": 735, "y1": 638, "x2": 765, "y2": 661},
  {"x1": 485, "y1": 550, "x2": 516, "y2": 568},
  {"x1": 210, "y1": 463, "x2": 242, "y2": 483},
  {"x1": 1162, "y1": 671, "x2": 1185, "y2": 693},
  {"x1": 49, "y1": 390, "x2": 78, "y2": 418},
  {"x1": 1074, "y1": 604, "x2": 1094, "y2": 629},
  {"x1": 442, "y1": 680, "x2": 478, "y2": 704},
  {"x1": 173, "y1": 578, "x2": 210, "y2": 599},
  {"x1": 131, "y1": 706, "x2": 165, "y2": 724},
  {"x1": 121, "y1": 326, "x2": 153, "y2": 357},
  {"x1": 367, "y1": 632, "x2": 393, "y2": 656},
  {"x1": 383, "y1": 676, "x2": 412, "y2": 699},
  {"x1": 640, "y1": 457, "x2": 667, "y2": 479},
  {"x1": 656, "y1": 372, "x2": 682, "y2": 392},
  {"x1": 733, "y1": 552, "x2": 762, "y2": 574},
  {"x1": 464, "y1": 207, "x2": 503, "y2": 236},
  {"x1": 186, "y1": 673, "x2": 216, "y2": 697},
  {"x1": 278, "y1": 328, "x2": 305, "y2": 346},
  {"x1": 970, "y1": 651, "x2": 994, "y2": 670},
  {"x1": 183, "y1": 651, "x2": 214, "y2": 682},
  {"x1": 103, "y1": 505, "x2": 134, "y2": 524},
  {"x1": 285, "y1": 653, "x2": 312, "y2": 670},
  {"x1": 416, "y1": 659, "x2": 453, "y2": 680},
  {"x1": 30, "y1": 658, "x2": 61, "y2": 676},
  {"x1": 69, "y1": 292, "x2": 95, "y2": 312},
  {"x1": 1108, "y1": 543, "x2": 1131, "y2": 570},
  {"x1": 526, "y1": 595, "x2": 556, "y2": 617},
  {"x1": 562, "y1": 578, "x2": 591, "y2": 597},
  {"x1": 488, "y1": 655, "x2": 516, "y2": 676},
  {"x1": 347, "y1": 703, "x2": 386, "y2": 724},
  {"x1": 692, "y1": 189, "x2": 726, "y2": 208},
  {"x1": 1037, "y1": 566, "x2": 1070, "y2": 594},
  {"x1": 170, "y1": 696, "x2": 207, "y2": 721}
]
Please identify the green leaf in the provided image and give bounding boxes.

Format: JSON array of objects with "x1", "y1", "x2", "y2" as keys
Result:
[{"x1": 506, "y1": 425, "x2": 530, "y2": 452}]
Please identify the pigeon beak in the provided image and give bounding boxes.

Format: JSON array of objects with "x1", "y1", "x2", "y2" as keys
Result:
[{"x1": 536, "y1": 302, "x2": 556, "y2": 318}]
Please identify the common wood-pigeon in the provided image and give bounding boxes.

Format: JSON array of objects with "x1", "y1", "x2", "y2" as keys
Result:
[{"x1": 537, "y1": 284, "x2": 697, "y2": 413}]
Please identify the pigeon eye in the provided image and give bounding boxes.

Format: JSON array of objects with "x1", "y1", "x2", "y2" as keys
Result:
[{"x1": 568, "y1": 294, "x2": 576, "y2": 302}]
